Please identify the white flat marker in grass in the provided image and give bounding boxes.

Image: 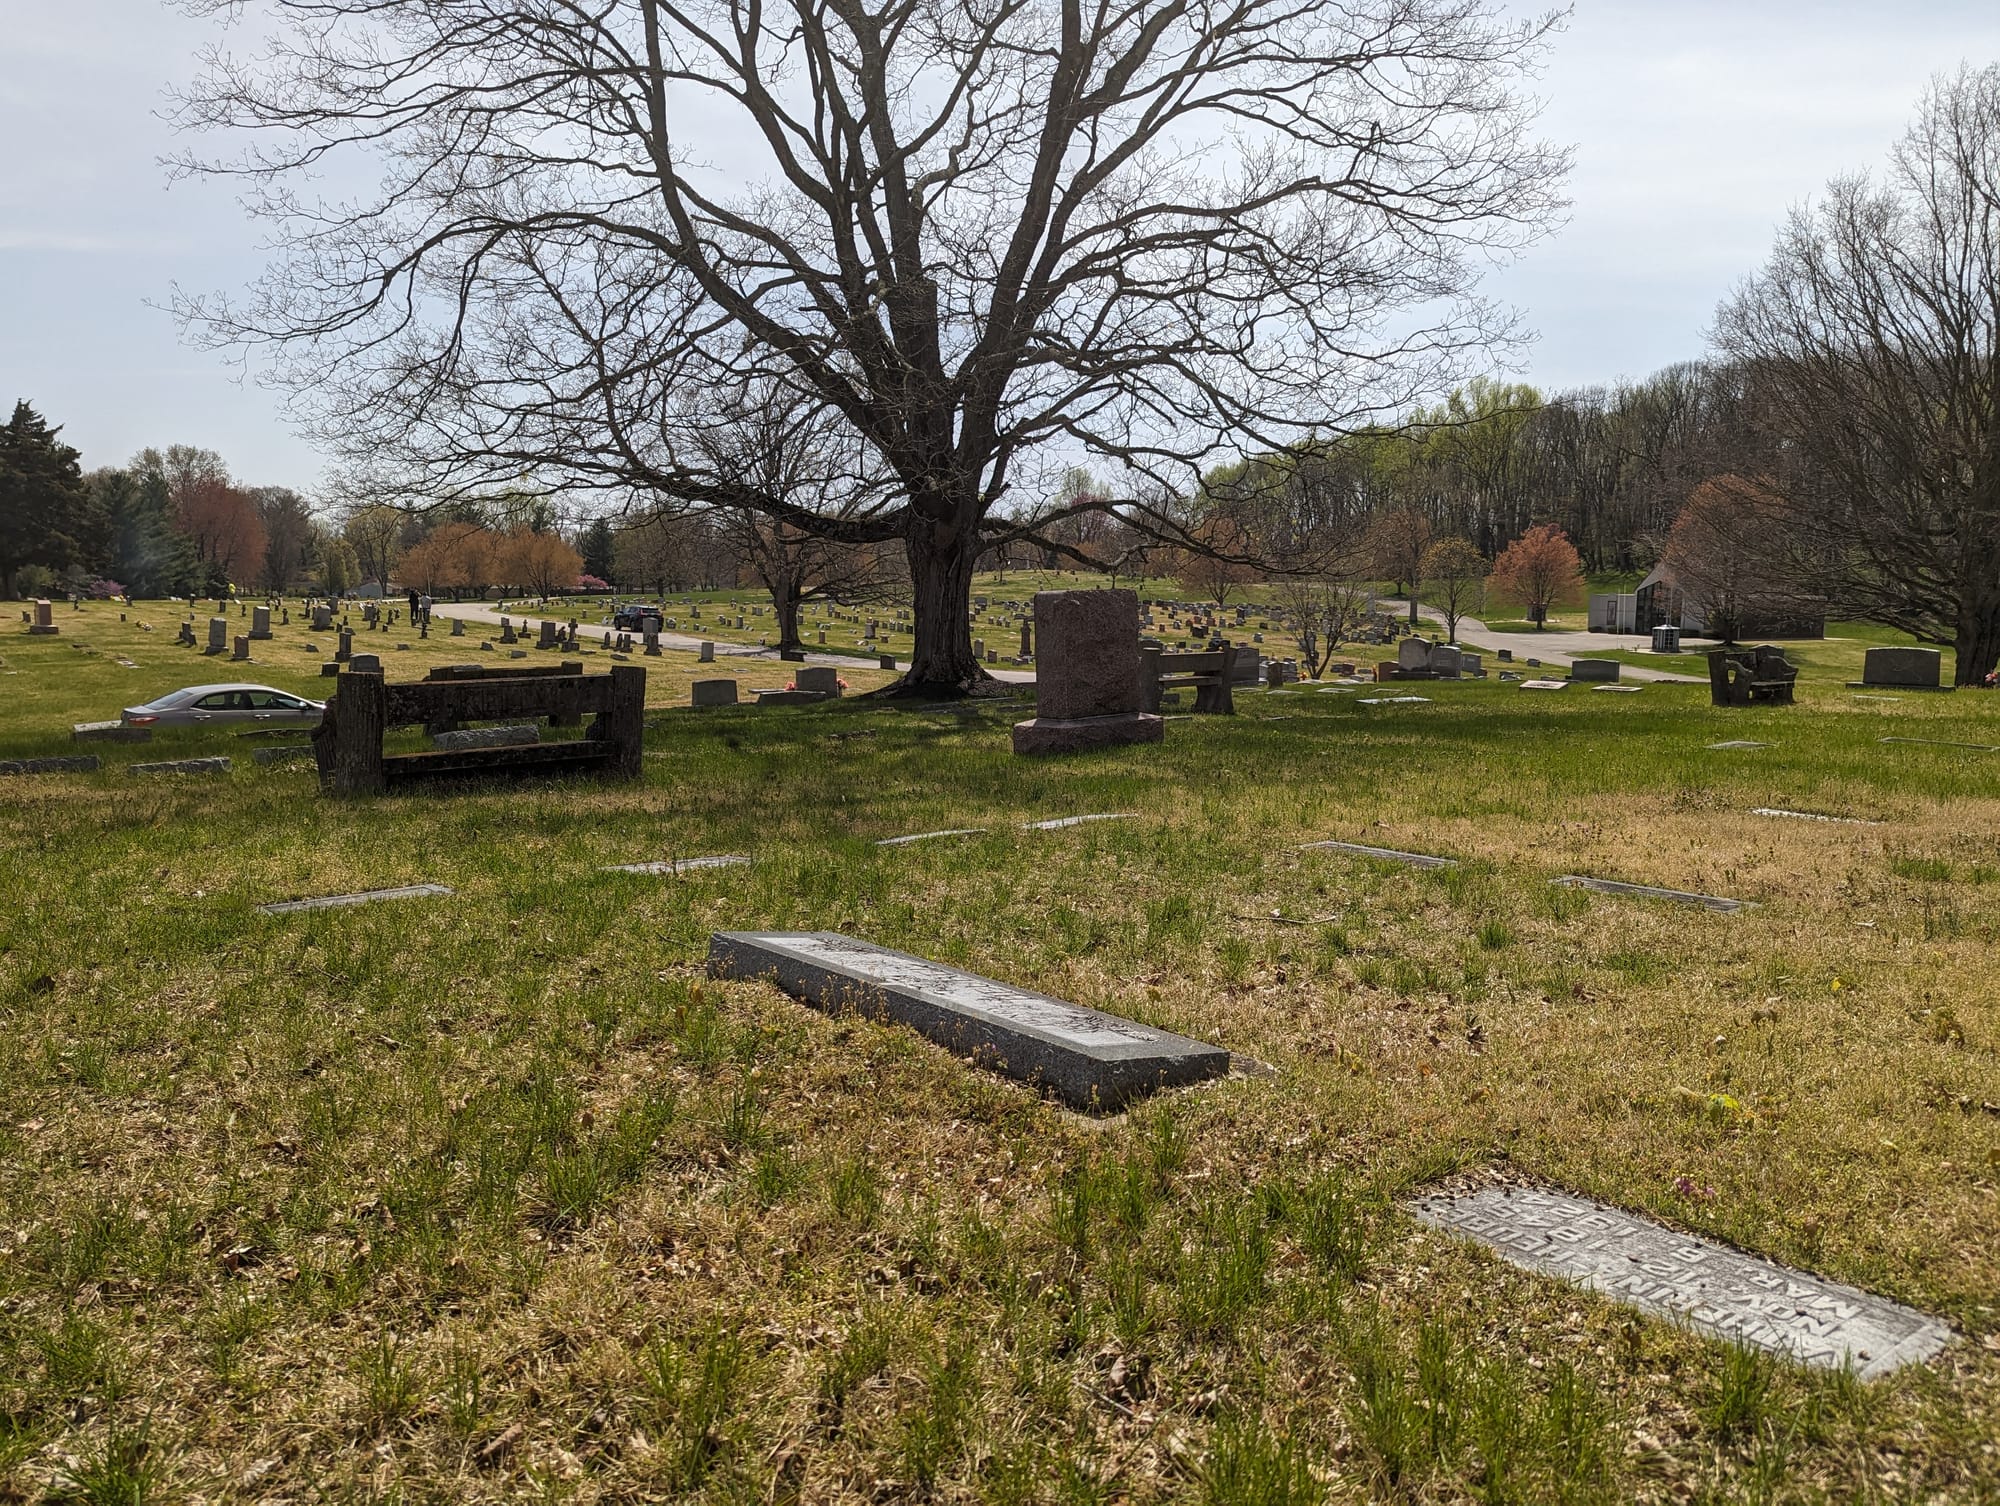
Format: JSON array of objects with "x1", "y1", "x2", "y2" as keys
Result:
[
  {"x1": 1519, "y1": 680, "x2": 1568, "y2": 691},
  {"x1": 1023, "y1": 813, "x2": 1134, "y2": 830},
  {"x1": 1880, "y1": 736, "x2": 1999, "y2": 752},
  {"x1": 1415, "y1": 1185, "x2": 1949, "y2": 1380},
  {"x1": 1358, "y1": 695, "x2": 1431, "y2": 705},
  {"x1": 1302, "y1": 840, "x2": 1458, "y2": 870},
  {"x1": 1752, "y1": 808, "x2": 1882, "y2": 826},
  {"x1": 1708, "y1": 740, "x2": 1771, "y2": 751},
  {"x1": 1851, "y1": 694, "x2": 1903, "y2": 702},
  {"x1": 1552, "y1": 876, "x2": 1755, "y2": 914},
  {"x1": 707, "y1": 930, "x2": 1229, "y2": 1110},
  {"x1": 876, "y1": 828, "x2": 987, "y2": 847},
  {"x1": 1594, "y1": 684, "x2": 1644, "y2": 693},
  {"x1": 603, "y1": 855, "x2": 752, "y2": 875},
  {"x1": 258, "y1": 883, "x2": 454, "y2": 915}
]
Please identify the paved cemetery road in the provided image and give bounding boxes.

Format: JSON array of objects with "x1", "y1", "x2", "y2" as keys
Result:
[
  {"x1": 429, "y1": 602, "x2": 1037, "y2": 684},
  {"x1": 1408, "y1": 606, "x2": 1705, "y2": 684}
]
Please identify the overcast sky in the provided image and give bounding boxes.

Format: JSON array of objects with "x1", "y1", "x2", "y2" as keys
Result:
[{"x1": 3, "y1": 1, "x2": 1998, "y2": 492}]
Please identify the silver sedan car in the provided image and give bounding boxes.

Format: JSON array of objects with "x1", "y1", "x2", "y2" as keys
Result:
[{"x1": 121, "y1": 684, "x2": 326, "y2": 728}]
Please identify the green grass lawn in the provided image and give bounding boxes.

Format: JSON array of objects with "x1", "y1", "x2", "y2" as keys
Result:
[{"x1": 3, "y1": 600, "x2": 1998, "y2": 1501}]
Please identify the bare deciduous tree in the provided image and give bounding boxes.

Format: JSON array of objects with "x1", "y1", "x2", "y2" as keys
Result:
[
  {"x1": 1276, "y1": 574, "x2": 1374, "y2": 678},
  {"x1": 1714, "y1": 66, "x2": 2000, "y2": 683},
  {"x1": 173, "y1": 0, "x2": 1567, "y2": 692},
  {"x1": 1420, "y1": 536, "x2": 1488, "y2": 641}
]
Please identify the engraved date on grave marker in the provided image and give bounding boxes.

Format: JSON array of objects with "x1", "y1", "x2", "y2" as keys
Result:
[{"x1": 1414, "y1": 1186, "x2": 1949, "y2": 1380}]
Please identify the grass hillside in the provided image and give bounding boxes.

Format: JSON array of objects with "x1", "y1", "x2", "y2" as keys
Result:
[{"x1": 1, "y1": 597, "x2": 1996, "y2": 1501}]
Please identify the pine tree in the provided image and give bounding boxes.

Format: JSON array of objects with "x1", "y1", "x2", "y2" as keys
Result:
[
  {"x1": 0, "y1": 401, "x2": 90, "y2": 597},
  {"x1": 579, "y1": 516, "x2": 616, "y2": 583}
]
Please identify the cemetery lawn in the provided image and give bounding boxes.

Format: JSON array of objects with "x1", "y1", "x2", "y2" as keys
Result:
[{"x1": 3, "y1": 615, "x2": 2000, "y2": 1502}]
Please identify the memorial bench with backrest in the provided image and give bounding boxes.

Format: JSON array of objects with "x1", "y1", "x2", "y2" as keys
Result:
[
  {"x1": 312, "y1": 665, "x2": 645, "y2": 793},
  {"x1": 1707, "y1": 645, "x2": 1798, "y2": 707},
  {"x1": 1140, "y1": 644, "x2": 1236, "y2": 714}
]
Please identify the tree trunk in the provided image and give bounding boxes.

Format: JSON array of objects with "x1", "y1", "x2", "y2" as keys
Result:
[
  {"x1": 1952, "y1": 574, "x2": 2000, "y2": 685},
  {"x1": 773, "y1": 578, "x2": 802, "y2": 650},
  {"x1": 899, "y1": 515, "x2": 983, "y2": 694}
]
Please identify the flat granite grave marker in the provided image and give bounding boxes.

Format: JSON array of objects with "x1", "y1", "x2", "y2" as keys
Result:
[
  {"x1": 1358, "y1": 695, "x2": 1431, "y2": 705},
  {"x1": 876, "y1": 828, "x2": 988, "y2": 846},
  {"x1": 708, "y1": 931, "x2": 1229, "y2": 1110},
  {"x1": 1302, "y1": 840, "x2": 1458, "y2": 870},
  {"x1": 1414, "y1": 1185, "x2": 1949, "y2": 1379},
  {"x1": 258, "y1": 882, "x2": 454, "y2": 915},
  {"x1": 1023, "y1": 813, "x2": 1133, "y2": 830},
  {"x1": 1552, "y1": 875, "x2": 1754, "y2": 914},
  {"x1": 602, "y1": 855, "x2": 752, "y2": 875},
  {"x1": 1708, "y1": 740, "x2": 1770, "y2": 751},
  {"x1": 1881, "y1": 736, "x2": 1999, "y2": 753},
  {"x1": 129, "y1": 757, "x2": 231, "y2": 776},
  {"x1": 1752, "y1": 808, "x2": 1881, "y2": 826}
]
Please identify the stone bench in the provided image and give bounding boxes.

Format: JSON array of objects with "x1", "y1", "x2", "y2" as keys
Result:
[
  {"x1": 1708, "y1": 646, "x2": 1797, "y2": 707},
  {"x1": 311, "y1": 665, "x2": 645, "y2": 793},
  {"x1": 1140, "y1": 646, "x2": 1234, "y2": 714}
]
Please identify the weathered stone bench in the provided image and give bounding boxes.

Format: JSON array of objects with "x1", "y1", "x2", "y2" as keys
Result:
[
  {"x1": 312, "y1": 665, "x2": 644, "y2": 793},
  {"x1": 1140, "y1": 646, "x2": 1235, "y2": 714},
  {"x1": 1708, "y1": 646, "x2": 1797, "y2": 707}
]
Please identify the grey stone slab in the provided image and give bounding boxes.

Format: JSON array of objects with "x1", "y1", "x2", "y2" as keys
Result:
[
  {"x1": 0, "y1": 755, "x2": 100, "y2": 776},
  {"x1": 258, "y1": 882, "x2": 454, "y2": 915},
  {"x1": 1413, "y1": 1185, "x2": 1950, "y2": 1379},
  {"x1": 1302, "y1": 840, "x2": 1458, "y2": 870},
  {"x1": 603, "y1": 855, "x2": 752, "y2": 874},
  {"x1": 1594, "y1": 684, "x2": 1644, "y2": 693},
  {"x1": 1552, "y1": 875, "x2": 1754, "y2": 914},
  {"x1": 1708, "y1": 740, "x2": 1771, "y2": 751},
  {"x1": 708, "y1": 930, "x2": 1229, "y2": 1110},
  {"x1": 431, "y1": 724, "x2": 539, "y2": 751},
  {"x1": 1518, "y1": 680, "x2": 1568, "y2": 691},
  {"x1": 1751, "y1": 808, "x2": 1881, "y2": 826},
  {"x1": 1023, "y1": 813, "x2": 1134, "y2": 830},
  {"x1": 876, "y1": 828, "x2": 987, "y2": 847},
  {"x1": 1856, "y1": 645, "x2": 1943, "y2": 690},
  {"x1": 1880, "y1": 736, "x2": 1999, "y2": 752},
  {"x1": 1358, "y1": 695, "x2": 1431, "y2": 705},
  {"x1": 128, "y1": 757, "x2": 232, "y2": 776}
]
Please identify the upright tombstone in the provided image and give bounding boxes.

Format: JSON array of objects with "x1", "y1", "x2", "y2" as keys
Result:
[
  {"x1": 1019, "y1": 620, "x2": 1033, "y2": 658},
  {"x1": 1397, "y1": 637, "x2": 1431, "y2": 675},
  {"x1": 1428, "y1": 644, "x2": 1463, "y2": 679},
  {"x1": 451, "y1": 616, "x2": 465, "y2": 637},
  {"x1": 1012, "y1": 589, "x2": 1163, "y2": 756},
  {"x1": 499, "y1": 618, "x2": 518, "y2": 644},
  {"x1": 698, "y1": 640, "x2": 715, "y2": 663},
  {"x1": 336, "y1": 627, "x2": 354, "y2": 663},
  {"x1": 879, "y1": 653, "x2": 896, "y2": 671},
  {"x1": 27, "y1": 599, "x2": 58, "y2": 636},
  {"x1": 691, "y1": 679, "x2": 739, "y2": 708},
  {"x1": 249, "y1": 605, "x2": 273, "y2": 640},
  {"x1": 205, "y1": 616, "x2": 229, "y2": 655},
  {"x1": 644, "y1": 630, "x2": 662, "y2": 657},
  {"x1": 1569, "y1": 658, "x2": 1621, "y2": 684},
  {"x1": 1855, "y1": 646, "x2": 1945, "y2": 691},
  {"x1": 537, "y1": 620, "x2": 559, "y2": 651},
  {"x1": 795, "y1": 665, "x2": 842, "y2": 696},
  {"x1": 311, "y1": 604, "x2": 333, "y2": 631},
  {"x1": 232, "y1": 635, "x2": 251, "y2": 661}
]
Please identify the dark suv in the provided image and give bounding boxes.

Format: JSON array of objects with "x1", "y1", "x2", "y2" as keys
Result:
[{"x1": 612, "y1": 603, "x2": 663, "y2": 632}]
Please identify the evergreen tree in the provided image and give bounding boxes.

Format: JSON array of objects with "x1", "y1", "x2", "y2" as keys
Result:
[
  {"x1": 0, "y1": 401, "x2": 89, "y2": 597},
  {"x1": 579, "y1": 516, "x2": 616, "y2": 583},
  {"x1": 86, "y1": 466, "x2": 200, "y2": 598}
]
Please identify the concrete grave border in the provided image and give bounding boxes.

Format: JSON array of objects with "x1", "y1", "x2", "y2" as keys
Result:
[
  {"x1": 1551, "y1": 875, "x2": 1755, "y2": 914},
  {"x1": 258, "y1": 882, "x2": 454, "y2": 915},
  {"x1": 708, "y1": 930, "x2": 1229, "y2": 1111},
  {"x1": 1302, "y1": 840, "x2": 1459, "y2": 870}
]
